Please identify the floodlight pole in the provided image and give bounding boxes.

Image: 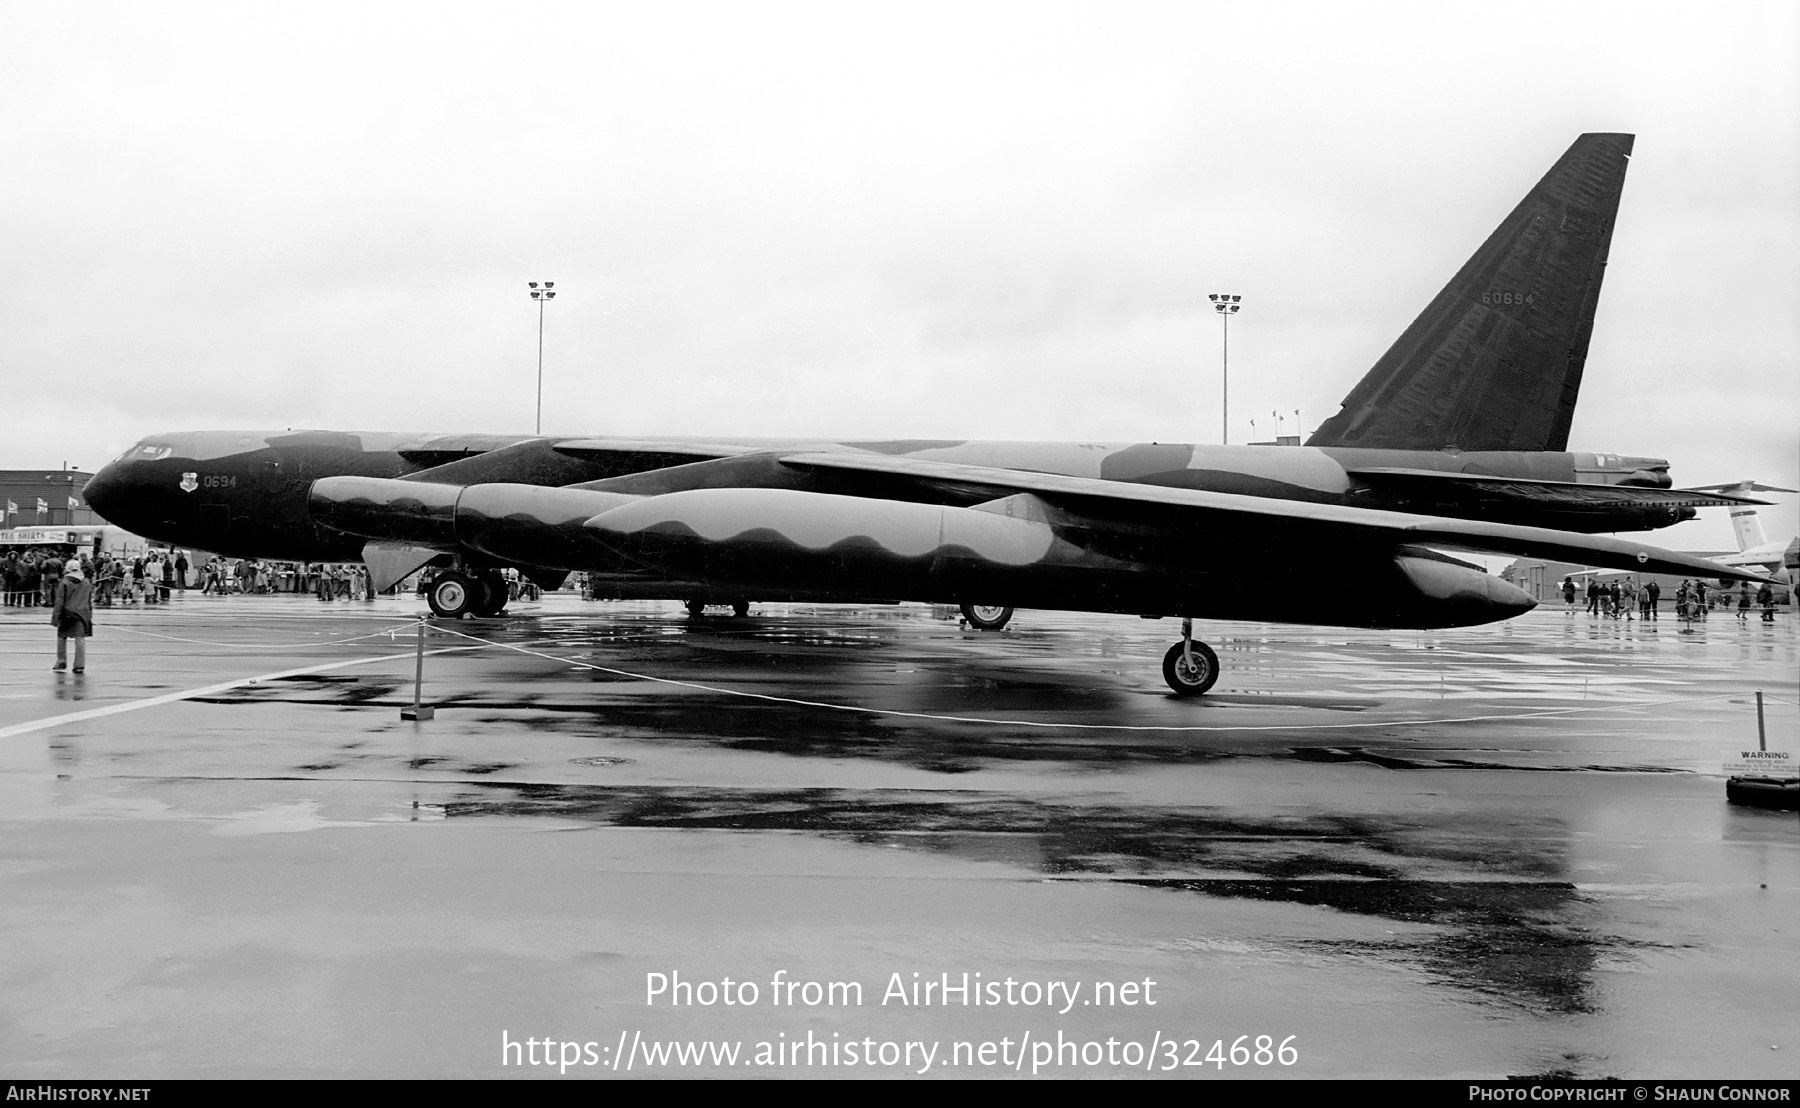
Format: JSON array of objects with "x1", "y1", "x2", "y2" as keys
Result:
[
  {"x1": 1209, "y1": 293, "x2": 1242, "y2": 444},
  {"x1": 528, "y1": 281, "x2": 556, "y2": 435}
]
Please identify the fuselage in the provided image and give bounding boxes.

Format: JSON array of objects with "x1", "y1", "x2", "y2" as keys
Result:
[{"x1": 82, "y1": 429, "x2": 1686, "y2": 563}]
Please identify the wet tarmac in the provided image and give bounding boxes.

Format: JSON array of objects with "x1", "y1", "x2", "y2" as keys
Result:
[{"x1": 1, "y1": 593, "x2": 1795, "y2": 1078}]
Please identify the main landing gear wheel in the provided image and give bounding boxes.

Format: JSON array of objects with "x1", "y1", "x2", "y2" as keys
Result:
[
  {"x1": 960, "y1": 603, "x2": 1014, "y2": 631},
  {"x1": 427, "y1": 571, "x2": 478, "y2": 620},
  {"x1": 686, "y1": 600, "x2": 706, "y2": 618},
  {"x1": 732, "y1": 601, "x2": 750, "y2": 618},
  {"x1": 1162, "y1": 640, "x2": 1220, "y2": 697},
  {"x1": 473, "y1": 571, "x2": 508, "y2": 617}
]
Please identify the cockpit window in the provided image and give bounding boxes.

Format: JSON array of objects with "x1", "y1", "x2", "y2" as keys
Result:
[{"x1": 116, "y1": 443, "x2": 174, "y2": 463}]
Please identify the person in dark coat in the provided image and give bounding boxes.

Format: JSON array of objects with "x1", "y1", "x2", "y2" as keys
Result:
[
  {"x1": 1644, "y1": 578, "x2": 1660, "y2": 620},
  {"x1": 40, "y1": 554, "x2": 60, "y2": 607},
  {"x1": 1758, "y1": 582, "x2": 1776, "y2": 622},
  {"x1": 50, "y1": 558, "x2": 94, "y2": 673}
]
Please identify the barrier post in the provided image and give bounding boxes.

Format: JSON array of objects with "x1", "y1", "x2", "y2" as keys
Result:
[
  {"x1": 401, "y1": 615, "x2": 434, "y2": 721},
  {"x1": 1755, "y1": 689, "x2": 1765, "y2": 752}
]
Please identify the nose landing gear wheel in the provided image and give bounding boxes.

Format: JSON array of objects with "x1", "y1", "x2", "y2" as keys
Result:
[
  {"x1": 1162, "y1": 640, "x2": 1220, "y2": 696},
  {"x1": 960, "y1": 603, "x2": 1014, "y2": 631}
]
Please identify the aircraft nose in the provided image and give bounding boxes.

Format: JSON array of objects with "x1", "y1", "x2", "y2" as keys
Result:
[{"x1": 83, "y1": 462, "x2": 129, "y2": 524}]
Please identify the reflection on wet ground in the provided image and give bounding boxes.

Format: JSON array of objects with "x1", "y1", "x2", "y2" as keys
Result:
[
  {"x1": 1, "y1": 595, "x2": 1795, "y2": 1077},
  {"x1": 440, "y1": 781, "x2": 1608, "y2": 1014}
]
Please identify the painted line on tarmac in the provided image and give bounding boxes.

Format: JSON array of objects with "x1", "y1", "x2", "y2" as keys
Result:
[{"x1": 0, "y1": 646, "x2": 479, "y2": 740}]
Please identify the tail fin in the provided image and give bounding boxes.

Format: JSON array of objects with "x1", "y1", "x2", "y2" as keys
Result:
[{"x1": 1306, "y1": 133, "x2": 1633, "y2": 452}]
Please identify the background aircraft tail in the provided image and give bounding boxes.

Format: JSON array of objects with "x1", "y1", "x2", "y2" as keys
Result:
[
  {"x1": 1306, "y1": 132, "x2": 1633, "y2": 452},
  {"x1": 1683, "y1": 481, "x2": 1799, "y2": 551}
]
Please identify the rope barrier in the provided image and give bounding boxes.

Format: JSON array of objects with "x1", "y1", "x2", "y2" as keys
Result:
[{"x1": 106, "y1": 621, "x2": 424, "y2": 650}]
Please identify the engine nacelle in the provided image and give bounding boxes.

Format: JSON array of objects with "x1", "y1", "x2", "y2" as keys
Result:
[{"x1": 308, "y1": 477, "x2": 638, "y2": 570}]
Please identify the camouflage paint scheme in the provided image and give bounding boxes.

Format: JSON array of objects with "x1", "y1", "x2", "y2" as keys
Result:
[
  {"x1": 274, "y1": 433, "x2": 1760, "y2": 632},
  {"x1": 87, "y1": 428, "x2": 1747, "y2": 568}
]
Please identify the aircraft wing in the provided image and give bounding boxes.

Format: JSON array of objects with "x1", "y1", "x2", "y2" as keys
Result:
[
  {"x1": 551, "y1": 438, "x2": 761, "y2": 463},
  {"x1": 772, "y1": 451, "x2": 1770, "y2": 581},
  {"x1": 1345, "y1": 467, "x2": 1770, "y2": 508},
  {"x1": 395, "y1": 433, "x2": 537, "y2": 468}
]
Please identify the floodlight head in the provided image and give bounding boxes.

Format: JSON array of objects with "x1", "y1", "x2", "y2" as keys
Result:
[
  {"x1": 545, "y1": 291, "x2": 555, "y2": 299},
  {"x1": 544, "y1": 282, "x2": 554, "y2": 289},
  {"x1": 529, "y1": 282, "x2": 539, "y2": 289}
]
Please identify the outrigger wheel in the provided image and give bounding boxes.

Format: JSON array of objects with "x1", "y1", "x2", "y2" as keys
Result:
[
  {"x1": 1162, "y1": 618, "x2": 1220, "y2": 696},
  {"x1": 685, "y1": 600, "x2": 706, "y2": 618},
  {"x1": 427, "y1": 570, "x2": 478, "y2": 620},
  {"x1": 960, "y1": 603, "x2": 1014, "y2": 631}
]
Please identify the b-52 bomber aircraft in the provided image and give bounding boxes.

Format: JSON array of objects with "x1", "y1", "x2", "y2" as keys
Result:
[{"x1": 84, "y1": 132, "x2": 1768, "y2": 695}]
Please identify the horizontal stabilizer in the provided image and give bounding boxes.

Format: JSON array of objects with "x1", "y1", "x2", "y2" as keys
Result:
[
  {"x1": 1681, "y1": 481, "x2": 1799, "y2": 495},
  {"x1": 1349, "y1": 468, "x2": 1771, "y2": 508}
]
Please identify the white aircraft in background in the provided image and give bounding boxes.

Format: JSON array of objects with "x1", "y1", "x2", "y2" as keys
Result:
[{"x1": 1684, "y1": 481, "x2": 1799, "y2": 577}]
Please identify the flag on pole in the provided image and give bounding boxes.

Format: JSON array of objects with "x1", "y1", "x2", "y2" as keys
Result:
[
  {"x1": 68, "y1": 496, "x2": 82, "y2": 510},
  {"x1": 36, "y1": 498, "x2": 48, "y2": 514}
]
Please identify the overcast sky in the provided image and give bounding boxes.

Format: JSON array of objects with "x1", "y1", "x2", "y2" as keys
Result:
[{"x1": 3, "y1": 1, "x2": 1795, "y2": 552}]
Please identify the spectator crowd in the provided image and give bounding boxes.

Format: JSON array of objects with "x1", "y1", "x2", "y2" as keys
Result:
[
  {"x1": 7, "y1": 548, "x2": 558, "y2": 607},
  {"x1": 4, "y1": 549, "x2": 396, "y2": 606},
  {"x1": 1559, "y1": 574, "x2": 1781, "y2": 623}
]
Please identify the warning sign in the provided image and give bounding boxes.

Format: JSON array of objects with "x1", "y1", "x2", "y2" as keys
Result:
[{"x1": 1723, "y1": 749, "x2": 1798, "y2": 777}]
